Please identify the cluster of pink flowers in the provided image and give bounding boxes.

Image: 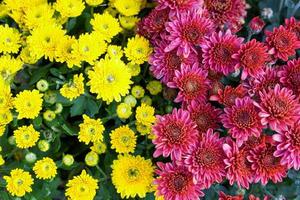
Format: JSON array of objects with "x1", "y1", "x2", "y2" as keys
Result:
[{"x1": 138, "y1": 0, "x2": 300, "y2": 199}]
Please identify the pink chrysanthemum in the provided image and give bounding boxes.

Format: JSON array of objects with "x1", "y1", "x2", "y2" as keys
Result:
[
  {"x1": 187, "y1": 101, "x2": 222, "y2": 133},
  {"x1": 284, "y1": 17, "x2": 300, "y2": 40},
  {"x1": 152, "y1": 108, "x2": 199, "y2": 160},
  {"x1": 201, "y1": 30, "x2": 243, "y2": 75},
  {"x1": 168, "y1": 64, "x2": 210, "y2": 104},
  {"x1": 165, "y1": 10, "x2": 214, "y2": 58},
  {"x1": 202, "y1": 0, "x2": 247, "y2": 33},
  {"x1": 254, "y1": 84, "x2": 300, "y2": 132},
  {"x1": 232, "y1": 39, "x2": 269, "y2": 80},
  {"x1": 210, "y1": 85, "x2": 247, "y2": 107},
  {"x1": 157, "y1": 0, "x2": 201, "y2": 11},
  {"x1": 154, "y1": 162, "x2": 204, "y2": 200},
  {"x1": 137, "y1": 7, "x2": 170, "y2": 41},
  {"x1": 248, "y1": 142, "x2": 287, "y2": 185},
  {"x1": 273, "y1": 120, "x2": 300, "y2": 170},
  {"x1": 249, "y1": 16, "x2": 266, "y2": 33},
  {"x1": 221, "y1": 97, "x2": 264, "y2": 146},
  {"x1": 266, "y1": 25, "x2": 300, "y2": 61},
  {"x1": 183, "y1": 129, "x2": 226, "y2": 188},
  {"x1": 223, "y1": 139, "x2": 254, "y2": 189},
  {"x1": 218, "y1": 192, "x2": 243, "y2": 200},
  {"x1": 149, "y1": 40, "x2": 197, "y2": 84},
  {"x1": 278, "y1": 58, "x2": 300, "y2": 96}
]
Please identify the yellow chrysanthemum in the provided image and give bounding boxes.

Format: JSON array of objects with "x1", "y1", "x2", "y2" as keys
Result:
[
  {"x1": 119, "y1": 16, "x2": 139, "y2": 30},
  {"x1": 127, "y1": 63, "x2": 141, "y2": 76},
  {"x1": 19, "y1": 46, "x2": 40, "y2": 64},
  {"x1": 78, "y1": 114, "x2": 105, "y2": 145},
  {"x1": 0, "y1": 80, "x2": 13, "y2": 111},
  {"x1": 90, "y1": 141, "x2": 106, "y2": 154},
  {"x1": 91, "y1": 12, "x2": 122, "y2": 42},
  {"x1": 110, "y1": 125, "x2": 136, "y2": 154},
  {"x1": 27, "y1": 24, "x2": 66, "y2": 61},
  {"x1": 111, "y1": 154, "x2": 154, "y2": 198},
  {"x1": 54, "y1": 0, "x2": 85, "y2": 18},
  {"x1": 71, "y1": 32, "x2": 107, "y2": 65},
  {"x1": 106, "y1": 45, "x2": 123, "y2": 59},
  {"x1": 14, "y1": 90, "x2": 43, "y2": 119},
  {"x1": 14, "y1": 125, "x2": 40, "y2": 149},
  {"x1": 116, "y1": 103, "x2": 132, "y2": 119},
  {"x1": 4, "y1": 168, "x2": 34, "y2": 197},
  {"x1": 88, "y1": 57, "x2": 132, "y2": 103},
  {"x1": 0, "y1": 55, "x2": 23, "y2": 83},
  {"x1": 55, "y1": 36, "x2": 81, "y2": 68},
  {"x1": 65, "y1": 170, "x2": 98, "y2": 200},
  {"x1": 136, "y1": 122, "x2": 152, "y2": 136},
  {"x1": 125, "y1": 35, "x2": 152, "y2": 65},
  {"x1": 33, "y1": 157, "x2": 57, "y2": 180},
  {"x1": 0, "y1": 110, "x2": 13, "y2": 127},
  {"x1": 85, "y1": 0, "x2": 104, "y2": 6},
  {"x1": 60, "y1": 73, "x2": 85, "y2": 101},
  {"x1": 114, "y1": 0, "x2": 142, "y2": 16},
  {"x1": 24, "y1": 3, "x2": 55, "y2": 30},
  {"x1": 0, "y1": 3, "x2": 8, "y2": 18},
  {"x1": 131, "y1": 85, "x2": 145, "y2": 99},
  {"x1": 135, "y1": 103, "x2": 156, "y2": 126},
  {"x1": 146, "y1": 80, "x2": 162, "y2": 95},
  {"x1": 0, "y1": 24, "x2": 21, "y2": 54}
]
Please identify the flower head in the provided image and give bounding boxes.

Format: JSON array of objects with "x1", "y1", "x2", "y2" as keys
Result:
[
  {"x1": 14, "y1": 90, "x2": 43, "y2": 119},
  {"x1": 266, "y1": 25, "x2": 300, "y2": 61},
  {"x1": 255, "y1": 84, "x2": 300, "y2": 132},
  {"x1": 232, "y1": 39, "x2": 269, "y2": 80},
  {"x1": 0, "y1": 24, "x2": 21, "y2": 54},
  {"x1": 125, "y1": 35, "x2": 152, "y2": 65},
  {"x1": 4, "y1": 168, "x2": 34, "y2": 197},
  {"x1": 33, "y1": 157, "x2": 57, "y2": 180},
  {"x1": 110, "y1": 125, "x2": 137, "y2": 154},
  {"x1": 165, "y1": 9, "x2": 214, "y2": 58},
  {"x1": 249, "y1": 16, "x2": 265, "y2": 33},
  {"x1": 14, "y1": 125, "x2": 40, "y2": 149},
  {"x1": 168, "y1": 64, "x2": 210, "y2": 104},
  {"x1": 183, "y1": 129, "x2": 226, "y2": 188},
  {"x1": 210, "y1": 85, "x2": 247, "y2": 107},
  {"x1": 54, "y1": 0, "x2": 85, "y2": 18},
  {"x1": 154, "y1": 162, "x2": 204, "y2": 200},
  {"x1": 88, "y1": 57, "x2": 132, "y2": 103},
  {"x1": 284, "y1": 17, "x2": 300, "y2": 40},
  {"x1": 135, "y1": 103, "x2": 156, "y2": 126},
  {"x1": 111, "y1": 155, "x2": 154, "y2": 199},
  {"x1": 201, "y1": 30, "x2": 243, "y2": 75},
  {"x1": 152, "y1": 108, "x2": 199, "y2": 160},
  {"x1": 273, "y1": 121, "x2": 300, "y2": 170},
  {"x1": 78, "y1": 115, "x2": 105, "y2": 145},
  {"x1": 221, "y1": 97, "x2": 264, "y2": 146},
  {"x1": 0, "y1": 55, "x2": 23, "y2": 83},
  {"x1": 187, "y1": 101, "x2": 222, "y2": 133},
  {"x1": 60, "y1": 73, "x2": 84, "y2": 101},
  {"x1": 114, "y1": 0, "x2": 142, "y2": 16},
  {"x1": 65, "y1": 170, "x2": 98, "y2": 200}
]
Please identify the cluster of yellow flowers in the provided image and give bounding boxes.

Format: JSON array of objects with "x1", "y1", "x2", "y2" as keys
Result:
[{"x1": 0, "y1": 0, "x2": 165, "y2": 199}]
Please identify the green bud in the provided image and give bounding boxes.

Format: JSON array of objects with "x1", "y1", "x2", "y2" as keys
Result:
[
  {"x1": 36, "y1": 79, "x2": 49, "y2": 92},
  {"x1": 44, "y1": 91, "x2": 57, "y2": 104},
  {"x1": 25, "y1": 152, "x2": 37, "y2": 163},
  {"x1": 54, "y1": 103, "x2": 63, "y2": 114},
  {"x1": 62, "y1": 154, "x2": 74, "y2": 166},
  {"x1": 43, "y1": 110, "x2": 56, "y2": 121},
  {"x1": 38, "y1": 140, "x2": 50, "y2": 152}
]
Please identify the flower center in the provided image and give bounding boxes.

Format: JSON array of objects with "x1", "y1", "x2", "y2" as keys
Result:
[
  {"x1": 195, "y1": 147, "x2": 218, "y2": 167},
  {"x1": 166, "y1": 50, "x2": 182, "y2": 70},
  {"x1": 268, "y1": 97, "x2": 289, "y2": 118},
  {"x1": 107, "y1": 74, "x2": 115, "y2": 83},
  {"x1": 241, "y1": 49, "x2": 263, "y2": 69},
  {"x1": 183, "y1": 23, "x2": 203, "y2": 43},
  {"x1": 164, "y1": 122, "x2": 184, "y2": 144},
  {"x1": 170, "y1": 172, "x2": 189, "y2": 192},
  {"x1": 128, "y1": 168, "x2": 139, "y2": 180},
  {"x1": 233, "y1": 108, "x2": 257, "y2": 128},
  {"x1": 17, "y1": 179, "x2": 23, "y2": 186},
  {"x1": 212, "y1": 43, "x2": 234, "y2": 66}
]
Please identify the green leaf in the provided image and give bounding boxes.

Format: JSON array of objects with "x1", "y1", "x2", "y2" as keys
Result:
[
  {"x1": 32, "y1": 116, "x2": 42, "y2": 129},
  {"x1": 85, "y1": 98, "x2": 100, "y2": 117},
  {"x1": 70, "y1": 96, "x2": 86, "y2": 117},
  {"x1": 61, "y1": 123, "x2": 78, "y2": 136},
  {"x1": 28, "y1": 66, "x2": 50, "y2": 85},
  {"x1": 66, "y1": 18, "x2": 77, "y2": 33},
  {"x1": 0, "y1": 190, "x2": 11, "y2": 200}
]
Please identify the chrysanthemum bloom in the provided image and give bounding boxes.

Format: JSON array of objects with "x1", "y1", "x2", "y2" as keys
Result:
[
  {"x1": 254, "y1": 84, "x2": 300, "y2": 132},
  {"x1": 88, "y1": 57, "x2": 132, "y2": 103},
  {"x1": 187, "y1": 101, "x2": 222, "y2": 133},
  {"x1": 114, "y1": 0, "x2": 142, "y2": 17},
  {"x1": 14, "y1": 125, "x2": 40, "y2": 149},
  {"x1": 54, "y1": 0, "x2": 85, "y2": 18},
  {"x1": 165, "y1": 10, "x2": 214, "y2": 58},
  {"x1": 0, "y1": 55, "x2": 23, "y2": 82},
  {"x1": 33, "y1": 157, "x2": 57, "y2": 180},
  {"x1": 60, "y1": 73, "x2": 84, "y2": 101},
  {"x1": 249, "y1": 16, "x2": 266, "y2": 33},
  {"x1": 221, "y1": 97, "x2": 264, "y2": 146},
  {"x1": 210, "y1": 85, "x2": 247, "y2": 107},
  {"x1": 273, "y1": 121, "x2": 300, "y2": 170},
  {"x1": 135, "y1": 103, "x2": 156, "y2": 126},
  {"x1": 149, "y1": 39, "x2": 197, "y2": 84},
  {"x1": 125, "y1": 35, "x2": 152, "y2": 65},
  {"x1": 183, "y1": 129, "x2": 226, "y2": 188},
  {"x1": 232, "y1": 39, "x2": 269, "y2": 80},
  {"x1": 0, "y1": 24, "x2": 21, "y2": 54},
  {"x1": 248, "y1": 142, "x2": 287, "y2": 185},
  {"x1": 201, "y1": 30, "x2": 243, "y2": 75},
  {"x1": 78, "y1": 115, "x2": 105, "y2": 145},
  {"x1": 65, "y1": 170, "x2": 98, "y2": 200},
  {"x1": 266, "y1": 25, "x2": 300, "y2": 61},
  {"x1": 285, "y1": 17, "x2": 300, "y2": 40},
  {"x1": 152, "y1": 108, "x2": 199, "y2": 160},
  {"x1": 157, "y1": 0, "x2": 200, "y2": 10},
  {"x1": 223, "y1": 139, "x2": 254, "y2": 189},
  {"x1": 4, "y1": 168, "x2": 34, "y2": 197},
  {"x1": 154, "y1": 162, "x2": 204, "y2": 200},
  {"x1": 202, "y1": 0, "x2": 247, "y2": 33},
  {"x1": 111, "y1": 155, "x2": 154, "y2": 198},
  {"x1": 110, "y1": 125, "x2": 137, "y2": 154},
  {"x1": 14, "y1": 90, "x2": 43, "y2": 119},
  {"x1": 218, "y1": 191, "x2": 243, "y2": 200},
  {"x1": 137, "y1": 7, "x2": 170, "y2": 41},
  {"x1": 168, "y1": 64, "x2": 210, "y2": 104},
  {"x1": 278, "y1": 58, "x2": 300, "y2": 96}
]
